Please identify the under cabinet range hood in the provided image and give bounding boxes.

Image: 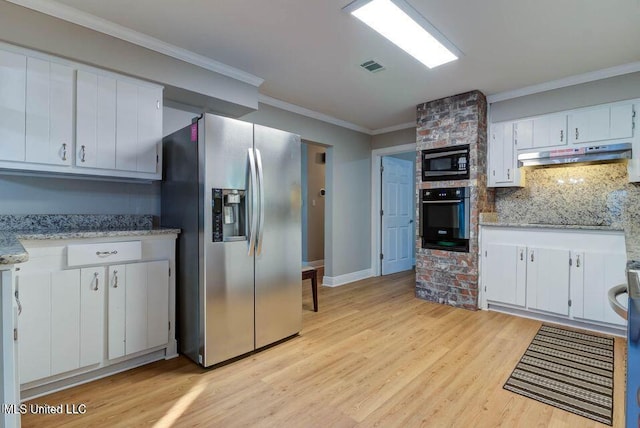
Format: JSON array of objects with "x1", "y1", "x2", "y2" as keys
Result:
[{"x1": 517, "y1": 143, "x2": 632, "y2": 168}]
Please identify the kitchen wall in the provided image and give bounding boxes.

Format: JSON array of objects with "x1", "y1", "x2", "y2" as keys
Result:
[
  {"x1": 0, "y1": 175, "x2": 160, "y2": 215},
  {"x1": 496, "y1": 163, "x2": 640, "y2": 227},
  {"x1": 304, "y1": 143, "x2": 326, "y2": 263},
  {"x1": 371, "y1": 127, "x2": 416, "y2": 150},
  {"x1": 491, "y1": 72, "x2": 640, "y2": 122},
  {"x1": 0, "y1": 2, "x2": 259, "y2": 116},
  {"x1": 242, "y1": 103, "x2": 372, "y2": 279}
]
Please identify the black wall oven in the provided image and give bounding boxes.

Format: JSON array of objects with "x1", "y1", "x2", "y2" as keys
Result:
[
  {"x1": 421, "y1": 187, "x2": 470, "y2": 252},
  {"x1": 421, "y1": 145, "x2": 469, "y2": 181}
]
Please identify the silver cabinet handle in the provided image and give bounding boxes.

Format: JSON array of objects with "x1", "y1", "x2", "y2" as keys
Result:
[
  {"x1": 560, "y1": 130, "x2": 564, "y2": 142},
  {"x1": 96, "y1": 250, "x2": 118, "y2": 256},
  {"x1": 530, "y1": 251, "x2": 534, "y2": 262},
  {"x1": 576, "y1": 255, "x2": 580, "y2": 268},
  {"x1": 113, "y1": 270, "x2": 118, "y2": 288},
  {"x1": 156, "y1": 100, "x2": 160, "y2": 110},
  {"x1": 14, "y1": 290, "x2": 22, "y2": 316},
  {"x1": 62, "y1": 143, "x2": 67, "y2": 161},
  {"x1": 80, "y1": 145, "x2": 86, "y2": 162},
  {"x1": 507, "y1": 169, "x2": 510, "y2": 180},
  {"x1": 520, "y1": 250, "x2": 524, "y2": 261},
  {"x1": 93, "y1": 272, "x2": 99, "y2": 291},
  {"x1": 575, "y1": 128, "x2": 579, "y2": 140}
]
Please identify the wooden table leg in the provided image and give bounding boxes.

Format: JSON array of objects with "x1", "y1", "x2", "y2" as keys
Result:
[{"x1": 311, "y1": 270, "x2": 318, "y2": 312}]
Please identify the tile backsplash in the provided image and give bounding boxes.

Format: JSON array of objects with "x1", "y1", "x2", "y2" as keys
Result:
[{"x1": 495, "y1": 163, "x2": 640, "y2": 227}]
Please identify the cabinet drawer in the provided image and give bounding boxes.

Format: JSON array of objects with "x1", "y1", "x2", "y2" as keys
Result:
[{"x1": 67, "y1": 241, "x2": 141, "y2": 267}]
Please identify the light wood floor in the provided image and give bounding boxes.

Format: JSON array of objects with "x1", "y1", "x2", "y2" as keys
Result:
[{"x1": 22, "y1": 270, "x2": 626, "y2": 427}]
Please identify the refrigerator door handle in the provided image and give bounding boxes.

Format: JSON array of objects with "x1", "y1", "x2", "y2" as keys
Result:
[
  {"x1": 255, "y1": 148, "x2": 265, "y2": 255},
  {"x1": 247, "y1": 148, "x2": 259, "y2": 256}
]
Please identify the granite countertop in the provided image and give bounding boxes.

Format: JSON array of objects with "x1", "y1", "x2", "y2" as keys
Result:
[
  {"x1": 0, "y1": 228, "x2": 180, "y2": 266},
  {"x1": 0, "y1": 214, "x2": 182, "y2": 266},
  {"x1": 478, "y1": 221, "x2": 625, "y2": 232}
]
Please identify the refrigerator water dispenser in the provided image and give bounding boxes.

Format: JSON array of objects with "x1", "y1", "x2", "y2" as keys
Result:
[{"x1": 212, "y1": 188, "x2": 246, "y2": 242}]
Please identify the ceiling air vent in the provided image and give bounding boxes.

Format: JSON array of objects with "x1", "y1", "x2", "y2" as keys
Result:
[{"x1": 360, "y1": 60, "x2": 385, "y2": 73}]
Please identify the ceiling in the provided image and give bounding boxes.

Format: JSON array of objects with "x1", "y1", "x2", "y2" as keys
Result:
[{"x1": 45, "y1": 0, "x2": 640, "y2": 131}]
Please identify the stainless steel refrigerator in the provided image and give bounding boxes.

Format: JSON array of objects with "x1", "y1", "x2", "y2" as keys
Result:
[{"x1": 161, "y1": 113, "x2": 302, "y2": 367}]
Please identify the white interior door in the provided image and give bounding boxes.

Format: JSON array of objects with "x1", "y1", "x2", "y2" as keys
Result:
[{"x1": 381, "y1": 156, "x2": 413, "y2": 275}]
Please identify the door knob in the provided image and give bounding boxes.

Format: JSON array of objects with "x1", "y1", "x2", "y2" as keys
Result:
[{"x1": 409, "y1": 219, "x2": 414, "y2": 224}]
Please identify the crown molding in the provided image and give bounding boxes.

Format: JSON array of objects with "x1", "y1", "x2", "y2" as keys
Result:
[
  {"x1": 487, "y1": 60, "x2": 640, "y2": 104},
  {"x1": 6, "y1": 0, "x2": 264, "y2": 87},
  {"x1": 371, "y1": 122, "x2": 415, "y2": 135},
  {"x1": 258, "y1": 94, "x2": 372, "y2": 134}
]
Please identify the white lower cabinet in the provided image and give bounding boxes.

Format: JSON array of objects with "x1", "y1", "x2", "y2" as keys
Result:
[
  {"x1": 80, "y1": 267, "x2": 105, "y2": 367},
  {"x1": 18, "y1": 272, "x2": 51, "y2": 384},
  {"x1": 16, "y1": 235, "x2": 176, "y2": 393},
  {"x1": 18, "y1": 267, "x2": 104, "y2": 384},
  {"x1": 481, "y1": 226, "x2": 627, "y2": 330},
  {"x1": 484, "y1": 244, "x2": 526, "y2": 306},
  {"x1": 570, "y1": 251, "x2": 627, "y2": 326},
  {"x1": 108, "y1": 261, "x2": 169, "y2": 359},
  {"x1": 525, "y1": 247, "x2": 570, "y2": 316}
]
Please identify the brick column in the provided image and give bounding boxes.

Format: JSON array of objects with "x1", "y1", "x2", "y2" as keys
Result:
[{"x1": 415, "y1": 90, "x2": 494, "y2": 310}]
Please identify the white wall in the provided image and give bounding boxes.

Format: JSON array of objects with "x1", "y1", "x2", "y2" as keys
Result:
[
  {"x1": 371, "y1": 127, "x2": 416, "y2": 150},
  {"x1": 490, "y1": 72, "x2": 640, "y2": 122},
  {"x1": 0, "y1": 175, "x2": 160, "y2": 215},
  {"x1": 0, "y1": 1, "x2": 259, "y2": 116},
  {"x1": 241, "y1": 103, "x2": 372, "y2": 278}
]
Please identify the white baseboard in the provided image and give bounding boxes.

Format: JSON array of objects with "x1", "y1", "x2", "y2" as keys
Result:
[
  {"x1": 323, "y1": 268, "x2": 373, "y2": 287},
  {"x1": 487, "y1": 304, "x2": 626, "y2": 338}
]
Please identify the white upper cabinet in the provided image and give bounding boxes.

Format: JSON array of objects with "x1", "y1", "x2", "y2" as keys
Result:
[
  {"x1": 137, "y1": 85, "x2": 163, "y2": 174},
  {"x1": 0, "y1": 50, "x2": 26, "y2": 162},
  {"x1": 0, "y1": 42, "x2": 163, "y2": 180},
  {"x1": 513, "y1": 120, "x2": 533, "y2": 150},
  {"x1": 25, "y1": 58, "x2": 74, "y2": 166},
  {"x1": 532, "y1": 113, "x2": 567, "y2": 148},
  {"x1": 76, "y1": 71, "x2": 117, "y2": 170},
  {"x1": 567, "y1": 103, "x2": 634, "y2": 144},
  {"x1": 488, "y1": 121, "x2": 523, "y2": 187}
]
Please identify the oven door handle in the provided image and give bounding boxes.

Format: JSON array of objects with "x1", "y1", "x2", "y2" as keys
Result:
[{"x1": 422, "y1": 200, "x2": 462, "y2": 204}]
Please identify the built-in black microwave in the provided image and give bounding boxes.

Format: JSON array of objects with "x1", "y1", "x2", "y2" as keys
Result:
[{"x1": 421, "y1": 145, "x2": 469, "y2": 181}]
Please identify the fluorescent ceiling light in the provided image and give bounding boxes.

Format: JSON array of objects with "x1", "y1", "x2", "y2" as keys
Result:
[{"x1": 344, "y1": 0, "x2": 460, "y2": 69}]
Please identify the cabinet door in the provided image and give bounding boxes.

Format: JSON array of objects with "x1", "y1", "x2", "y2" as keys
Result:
[
  {"x1": 136, "y1": 86, "x2": 162, "y2": 173},
  {"x1": 107, "y1": 265, "x2": 126, "y2": 360},
  {"x1": 0, "y1": 49, "x2": 26, "y2": 162},
  {"x1": 484, "y1": 243, "x2": 525, "y2": 306},
  {"x1": 532, "y1": 114, "x2": 567, "y2": 148},
  {"x1": 146, "y1": 261, "x2": 169, "y2": 348},
  {"x1": 80, "y1": 268, "x2": 105, "y2": 367},
  {"x1": 610, "y1": 104, "x2": 633, "y2": 140},
  {"x1": 489, "y1": 122, "x2": 515, "y2": 185},
  {"x1": 513, "y1": 120, "x2": 533, "y2": 150},
  {"x1": 17, "y1": 273, "x2": 51, "y2": 384},
  {"x1": 526, "y1": 247, "x2": 570, "y2": 316},
  {"x1": 76, "y1": 71, "x2": 117, "y2": 170},
  {"x1": 580, "y1": 252, "x2": 627, "y2": 326},
  {"x1": 568, "y1": 106, "x2": 610, "y2": 144},
  {"x1": 25, "y1": 58, "x2": 73, "y2": 166},
  {"x1": 76, "y1": 70, "x2": 98, "y2": 168},
  {"x1": 125, "y1": 263, "x2": 147, "y2": 355},
  {"x1": 50, "y1": 270, "x2": 80, "y2": 375},
  {"x1": 49, "y1": 62, "x2": 74, "y2": 166},
  {"x1": 116, "y1": 80, "x2": 139, "y2": 172}
]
